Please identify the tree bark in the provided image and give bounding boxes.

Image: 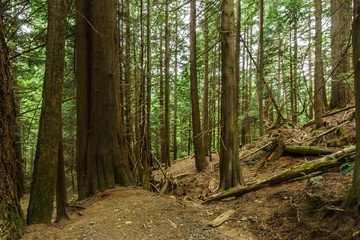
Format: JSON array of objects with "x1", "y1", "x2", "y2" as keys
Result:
[
  {"x1": 258, "y1": 0, "x2": 264, "y2": 136},
  {"x1": 124, "y1": 0, "x2": 133, "y2": 168},
  {"x1": 146, "y1": 0, "x2": 152, "y2": 167},
  {"x1": 0, "y1": 4, "x2": 24, "y2": 238},
  {"x1": 27, "y1": 0, "x2": 67, "y2": 224},
  {"x1": 173, "y1": 11, "x2": 178, "y2": 161},
  {"x1": 235, "y1": 0, "x2": 241, "y2": 145},
  {"x1": 345, "y1": 0, "x2": 360, "y2": 212},
  {"x1": 308, "y1": 13, "x2": 314, "y2": 120},
  {"x1": 330, "y1": 0, "x2": 352, "y2": 109},
  {"x1": 190, "y1": 0, "x2": 208, "y2": 172},
  {"x1": 219, "y1": 0, "x2": 245, "y2": 190},
  {"x1": 55, "y1": 129, "x2": 69, "y2": 222},
  {"x1": 314, "y1": 0, "x2": 324, "y2": 128},
  {"x1": 159, "y1": 25, "x2": 165, "y2": 166},
  {"x1": 293, "y1": 13, "x2": 298, "y2": 124},
  {"x1": 75, "y1": 0, "x2": 135, "y2": 200},
  {"x1": 202, "y1": 2, "x2": 210, "y2": 157},
  {"x1": 164, "y1": 0, "x2": 171, "y2": 167}
]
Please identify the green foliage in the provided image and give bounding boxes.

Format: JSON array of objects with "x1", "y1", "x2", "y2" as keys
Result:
[{"x1": 248, "y1": 159, "x2": 257, "y2": 168}]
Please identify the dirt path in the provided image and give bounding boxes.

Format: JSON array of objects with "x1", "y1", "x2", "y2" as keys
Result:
[{"x1": 22, "y1": 186, "x2": 256, "y2": 240}]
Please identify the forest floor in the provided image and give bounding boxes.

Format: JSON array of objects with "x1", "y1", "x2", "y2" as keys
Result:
[{"x1": 22, "y1": 106, "x2": 360, "y2": 240}]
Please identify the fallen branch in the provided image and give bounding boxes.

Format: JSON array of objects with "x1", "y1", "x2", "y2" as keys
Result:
[
  {"x1": 174, "y1": 172, "x2": 194, "y2": 179},
  {"x1": 302, "y1": 105, "x2": 355, "y2": 127},
  {"x1": 204, "y1": 147, "x2": 355, "y2": 203},
  {"x1": 208, "y1": 209, "x2": 235, "y2": 227},
  {"x1": 305, "y1": 121, "x2": 350, "y2": 142},
  {"x1": 150, "y1": 151, "x2": 171, "y2": 182},
  {"x1": 239, "y1": 142, "x2": 272, "y2": 162},
  {"x1": 324, "y1": 105, "x2": 355, "y2": 118}
]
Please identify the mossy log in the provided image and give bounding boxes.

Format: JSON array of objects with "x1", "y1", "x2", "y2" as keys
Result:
[
  {"x1": 261, "y1": 136, "x2": 334, "y2": 167},
  {"x1": 284, "y1": 145, "x2": 334, "y2": 155},
  {"x1": 204, "y1": 147, "x2": 355, "y2": 203}
]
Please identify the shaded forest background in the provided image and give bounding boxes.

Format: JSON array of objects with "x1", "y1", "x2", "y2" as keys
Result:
[
  {"x1": 1, "y1": 0, "x2": 360, "y2": 238},
  {"x1": 7, "y1": 0, "x2": 355, "y2": 196}
]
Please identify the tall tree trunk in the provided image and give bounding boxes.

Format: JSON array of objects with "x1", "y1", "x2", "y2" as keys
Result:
[
  {"x1": 314, "y1": 0, "x2": 324, "y2": 128},
  {"x1": 217, "y1": 44, "x2": 221, "y2": 153},
  {"x1": 293, "y1": 16, "x2": 298, "y2": 124},
  {"x1": 277, "y1": 32, "x2": 282, "y2": 113},
  {"x1": 188, "y1": 117, "x2": 191, "y2": 156},
  {"x1": 173, "y1": 11, "x2": 178, "y2": 161},
  {"x1": 138, "y1": 0, "x2": 150, "y2": 189},
  {"x1": 241, "y1": 26, "x2": 247, "y2": 145},
  {"x1": 190, "y1": 0, "x2": 208, "y2": 172},
  {"x1": 210, "y1": 46, "x2": 217, "y2": 156},
  {"x1": 345, "y1": 0, "x2": 360, "y2": 212},
  {"x1": 159, "y1": 26, "x2": 165, "y2": 165},
  {"x1": 202, "y1": 2, "x2": 210, "y2": 157},
  {"x1": 163, "y1": 0, "x2": 171, "y2": 167},
  {"x1": 258, "y1": 0, "x2": 264, "y2": 136},
  {"x1": 27, "y1": 0, "x2": 67, "y2": 224},
  {"x1": 308, "y1": 14, "x2": 314, "y2": 120},
  {"x1": 247, "y1": 27, "x2": 253, "y2": 142},
  {"x1": 55, "y1": 129, "x2": 68, "y2": 222},
  {"x1": 219, "y1": 0, "x2": 245, "y2": 190},
  {"x1": 134, "y1": 31, "x2": 141, "y2": 172},
  {"x1": 76, "y1": 0, "x2": 135, "y2": 200},
  {"x1": 330, "y1": 0, "x2": 352, "y2": 109},
  {"x1": 235, "y1": 0, "x2": 241, "y2": 145},
  {"x1": 290, "y1": 31, "x2": 294, "y2": 122},
  {"x1": 146, "y1": 0, "x2": 152, "y2": 167},
  {"x1": 0, "y1": 4, "x2": 24, "y2": 238},
  {"x1": 124, "y1": 0, "x2": 133, "y2": 168}
]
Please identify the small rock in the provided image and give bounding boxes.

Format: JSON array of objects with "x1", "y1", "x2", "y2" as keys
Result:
[
  {"x1": 115, "y1": 209, "x2": 119, "y2": 213},
  {"x1": 125, "y1": 221, "x2": 132, "y2": 225},
  {"x1": 240, "y1": 217, "x2": 248, "y2": 221},
  {"x1": 117, "y1": 225, "x2": 121, "y2": 228},
  {"x1": 90, "y1": 222, "x2": 94, "y2": 225},
  {"x1": 206, "y1": 211, "x2": 214, "y2": 216}
]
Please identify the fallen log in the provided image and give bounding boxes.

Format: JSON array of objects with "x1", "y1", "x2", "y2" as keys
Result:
[
  {"x1": 284, "y1": 145, "x2": 334, "y2": 155},
  {"x1": 260, "y1": 136, "x2": 334, "y2": 167},
  {"x1": 203, "y1": 147, "x2": 355, "y2": 203}
]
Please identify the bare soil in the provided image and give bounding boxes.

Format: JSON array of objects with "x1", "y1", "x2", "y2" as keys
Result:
[
  {"x1": 22, "y1": 183, "x2": 256, "y2": 240},
  {"x1": 22, "y1": 107, "x2": 360, "y2": 240}
]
